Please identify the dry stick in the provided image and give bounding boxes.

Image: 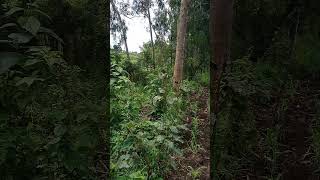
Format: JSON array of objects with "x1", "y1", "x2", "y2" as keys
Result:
[{"x1": 210, "y1": 0, "x2": 234, "y2": 179}]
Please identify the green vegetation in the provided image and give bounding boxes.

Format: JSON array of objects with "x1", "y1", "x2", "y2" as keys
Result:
[
  {"x1": 0, "y1": 0, "x2": 107, "y2": 179},
  {"x1": 110, "y1": 49, "x2": 200, "y2": 178},
  {"x1": 1, "y1": 0, "x2": 320, "y2": 179}
]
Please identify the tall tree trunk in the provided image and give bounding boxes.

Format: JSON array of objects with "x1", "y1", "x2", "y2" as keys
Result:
[
  {"x1": 172, "y1": 0, "x2": 191, "y2": 92},
  {"x1": 170, "y1": 32, "x2": 173, "y2": 66},
  {"x1": 111, "y1": 0, "x2": 130, "y2": 61},
  {"x1": 210, "y1": 0, "x2": 234, "y2": 178},
  {"x1": 147, "y1": 5, "x2": 155, "y2": 69}
]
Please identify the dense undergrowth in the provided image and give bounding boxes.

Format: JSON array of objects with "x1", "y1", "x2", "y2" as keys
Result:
[
  {"x1": 0, "y1": 1, "x2": 107, "y2": 179},
  {"x1": 0, "y1": 48, "x2": 106, "y2": 179},
  {"x1": 213, "y1": 32, "x2": 320, "y2": 179},
  {"x1": 110, "y1": 50, "x2": 204, "y2": 179}
]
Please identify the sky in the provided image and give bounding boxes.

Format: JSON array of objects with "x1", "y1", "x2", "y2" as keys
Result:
[
  {"x1": 110, "y1": 0, "x2": 168, "y2": 53},
  {"x1": 110, "y1": 16, "x2": 154, "y2": 53}
]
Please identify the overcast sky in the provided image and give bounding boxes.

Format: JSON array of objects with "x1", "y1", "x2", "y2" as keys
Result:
[
  {"x1": 110, "y1": 16, "x2": 154, "y2": 53},
  {"x1": 110, "y1": 0, "x2": 168, "y2": 53}
]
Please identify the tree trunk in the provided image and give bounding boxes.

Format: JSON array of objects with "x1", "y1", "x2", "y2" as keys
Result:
[
  {"x1": 147, "y1": 5, "x2": 155, "y2": 69},
  {"x1": 209, "y1": 0, "x2": 234, "y2": 178},
  {"x1": 172, "y1": 0, "x2": 191, "y2": 92},
  {"x1": 111, "y1": 0, "x2": 130, "y2": 61}
]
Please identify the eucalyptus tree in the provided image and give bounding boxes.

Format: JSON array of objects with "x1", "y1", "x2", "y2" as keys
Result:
[
  {"x1": 132, "y1": 0, "x2": 156, "y2": 68},
  {"x1": 111, "y1": 0, "x2": 130, "y2": 61},
  {"x1": 210, "y1": 0, "x2": 234, "y2": 178},
  {"x1": 172, "y1": 0, "x2": 191, "y2": 92}
]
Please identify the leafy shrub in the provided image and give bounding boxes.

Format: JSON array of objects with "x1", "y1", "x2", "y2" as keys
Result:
[
  {"x1": 195, "y1": 71, "x2": 209, "y2": 87},
  {"x1": 0, "y1": 46, "x2": 105, "y2": 179},
  {"x1": 110, "y1": 58, "x2": 189, "y2": 179}
]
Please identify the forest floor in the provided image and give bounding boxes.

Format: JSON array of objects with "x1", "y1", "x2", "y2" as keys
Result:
[
  {"x1": 252, "y1": 79, "x2": 320, "y2": 180},
  {"x1": 166, "y1": 87, "x2": 210, "y2": 180},
  {"x1": 279, "y1": 80, "x2": 320, "y2": 180},
  {"x1": 165, "y1": 80, "x2": 320, "y2": 180}
]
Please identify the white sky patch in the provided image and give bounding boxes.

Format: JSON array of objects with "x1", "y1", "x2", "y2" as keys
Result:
[
  {"x1": 126, "y1": 16, "x2": 155, "y2": 53},
  {"x1": 110, "y1": 17, "x2": 153, "y2": 53},
  {"x1": 110, "y1": 0, "x2": 169, "y2": 53}
]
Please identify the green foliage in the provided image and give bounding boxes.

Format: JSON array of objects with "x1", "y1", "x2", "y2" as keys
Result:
[
  {"x1": 0, "y1": 47, "x2": 105, "y2": 179},
  {"x1": 0, "y1": 2, "x2": 106, "y2": 178},
  {"x1": 190, "y1": 117, "x2": 200, "y2": 153},
  {"x1": 195, "y1": 71, "x2": 209, "y2": 87},
  {"x1": 110, "y1": 53, "x2": 190, "y2": 179},
  {"x1": 0, "y1": 2, "x2": 62, "y2": 46},
  {"x1": 294, "y1": 34, "x2": 320, "y2": 77}
]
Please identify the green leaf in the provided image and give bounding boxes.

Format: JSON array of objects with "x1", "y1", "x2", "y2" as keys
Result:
[
  {"x1": 15, "y1": 77, "x2": 44, "y2": 86},
  {"x1": 76, "y1": 114, "x2": 88, "y2": 121},
  {"x1": 17, "y1": 16, "x2": 28, "y2": 27},
  {"x1": 48, "y1": 137, "x2": 61, "y2": 145},
  {"x1": 0, "y1": 23, "x2": 17, "y2": 30},
  {"x1": 64, "y1": 151, "x2": 82, "y2": 171},
  {"x1": 118, "y1": 160, "x2": 130, "y2": 169},
  {"x1": 22, "y1": 16, "x2": 40, "y2": 35},
  {"x1": 129, "y1": 171, "x2": 146, "y2": 179},
  {"x1": 39, "y1": 27, "x2": 64, "y2": 43},
  {"x1": 54, "y1": 124, "x2": 67, "y2": 136},
  {"x1": 170, "y1": 126, "x2": 179, "y2": 134},
  {"x1": 8, "y1": 33, "x2": 34, "y2": 43},
  {"x1": 110, "y1": 78, "x2": 116, "y2": 85},
  {"x1": 48, "y1": 111, "x2": 67, "y2": 121},
  {"x1": 152, "y1": 95, "x2": 162, "y2": 106},
  {"x1": 1, "y1": 7, "x2": 24, "y2": 19},
  {"x1": 76, "y1": 133, "x2": 93, "y2": 148},
  {"x1": 166, "y1": 140, "x2": 175, "y2": 149},
  {"x1": 31, "y1": 9, "x2": 52, "y2": 22},
  {"x1": 24, "y1": 58, "x2": 42, "y2": 66},
  {"x1": 27, "y1": 2, "x2": 40, "y2": 9},
  {"x1": 45, "y1": 57, "x2": 64, "y2": 67},
  {"x1": 155, "y1": 135, "x2": 165, "y2": 142},
  {"x1": 0, "y1": 40, "x2": 12, "y2": 44},
  {"x1": 0, "y1": 52, "x2": 24, "y2": 74},
  {"x1": 118, "y1": 154, "x2": 131, "y2": 169}
]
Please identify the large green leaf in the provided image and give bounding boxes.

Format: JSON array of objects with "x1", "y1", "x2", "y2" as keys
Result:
[
  {"x1": 24, "y1": 58, "x2": 42, "y2": 66},
  {"x1": 0, "y1": 23, "x2": 17, "y2": 30},
  {"x1": 0, "y1": 52, "x2": 24, "y2": 74},
  {"x1": 17, "y1": 16, "x2": 28, "y2": 27},
  {"x1": 15, "y1": 77, "x2": 44, "y2": 86},
  {"x1": 22, "y1": 16, "x2": 41, "y2": 36},
  {"x1": 54, "y1": 124, "x2": 67, "y2": 137},
  {"x1": 8, "y1": 32, "x2": 34, "y2": 43},
  {"x1": 0, "y1": 40, "x2": 12, "y2": 44},
  {"x1": 31, "y1": 9, "x2": 52, "y2": 22},
  {"x1": 39, "y1": 27, "x2": 64, "y2": 43},
  {"x1": 47, "y1": 111, "x2": 67, "y2": 122},
  {"x1": 1, "y1": 7, "x2": 24, "y2": 19}
]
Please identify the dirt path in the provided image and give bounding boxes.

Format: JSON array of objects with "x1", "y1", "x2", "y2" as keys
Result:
[{"x1": 166, "y1": 87, "x2": 210, "y2": 179}]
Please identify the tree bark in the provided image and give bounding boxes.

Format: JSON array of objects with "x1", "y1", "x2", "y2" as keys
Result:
[
  {"x1": 111, "y1": 0, "x2": 130, "y2": 61},
  {"x1": 172, "y1": 0, "x2": 191, "y2": 92},
  {"x1": 147, "y1": 4, "x2": 156, "y2": 69},
  {"x1": 209, "y1": 0, "x2": 234, "y2": 178}
]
